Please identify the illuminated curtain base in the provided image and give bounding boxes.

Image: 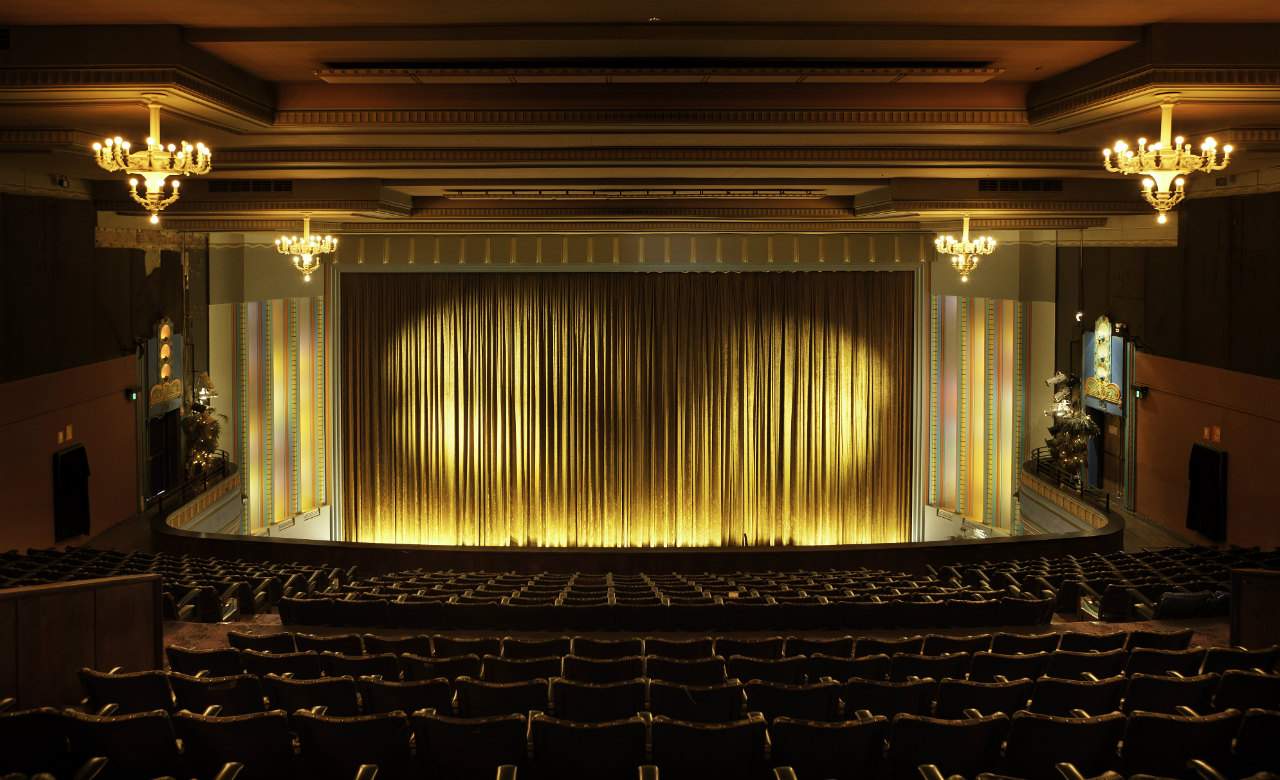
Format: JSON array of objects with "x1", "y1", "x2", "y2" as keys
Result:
[{"x1": 340, "y1": 271, "x2": 914, "y2": 547}]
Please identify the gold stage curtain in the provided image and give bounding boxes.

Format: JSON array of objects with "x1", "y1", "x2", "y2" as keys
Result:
[{"x1": 341, "y1": 271, "x2": 913, "y2": 546}]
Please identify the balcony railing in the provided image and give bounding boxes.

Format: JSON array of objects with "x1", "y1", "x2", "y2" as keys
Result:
[{"x1": 1026, "y1": 447, "x2": 1111, "y2": 514}]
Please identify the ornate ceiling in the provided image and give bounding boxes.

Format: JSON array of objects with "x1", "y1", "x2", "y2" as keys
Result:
[{"x1": 1, "y1": 4, "x2": 1279, "y2": 232}]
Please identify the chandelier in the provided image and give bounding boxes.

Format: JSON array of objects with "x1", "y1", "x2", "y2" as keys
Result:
[
  {"x1": 275, "y1": 215, "x2": 337, "y2": 283},
  {"x1": 934, "y1": 214, "x2": 996, "y2": 283},
  {"x1": 1102, "y1": 99, "x2": 1231, "y2": 224},
  {"x1": 92, "y1": 99, "x2": 211, "y2": 224}
]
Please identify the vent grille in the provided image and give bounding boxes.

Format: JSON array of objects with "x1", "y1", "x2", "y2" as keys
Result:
[
  {"x1": 208, "y1": 180, "x2": 293, "y2": 193},
  {"x1": 978, "y1": 179, "x2": 1063, "y2": 192}
]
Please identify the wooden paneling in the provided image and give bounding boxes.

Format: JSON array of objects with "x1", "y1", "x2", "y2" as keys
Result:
[{"x1": 0, "y1": 575, "x2": 162, "y2": 707}]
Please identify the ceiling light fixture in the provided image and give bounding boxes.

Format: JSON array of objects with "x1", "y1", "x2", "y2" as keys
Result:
[
  {"x1": 1102, "y1": 97, "x2": 1231, "y2": 224},
  {"x1": 92, "y1": 98, "x2": 211, "y2": 224},
  {"x1": 275, "y1": 215, "x2": 337, "y2": 283},
  {"x1": 934, "y1": 214, "x2": 996, "y2": 283}
]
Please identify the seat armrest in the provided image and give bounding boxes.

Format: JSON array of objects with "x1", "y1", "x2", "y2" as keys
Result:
[
  {"x1": 1188, "y1": 759, "x2": 1226, "y2": 780},
  {"x1": 962, "y1": 708, "x2": 984, "y2": 719},
  {"x1": 306, "y1": 705, "x2": 329, "y2": 716},
  {"x1": 854, "y1": 708, "x2": 876, "y2": 723},
  {"x1": 1081, "y1": 672, "x2": 1100, "y2": 682},
  {"x1": 96, "y1": 703, "x2": 119, "y2": 717},
  {"x1": 214, "y1": 762, "x2": 245, "y2": 780},
  {"x1": 1070, "y1": 708, "x2": 1090, "y2": 718},
  {"x1": 0, "y1": 697, "x2": 15, "y2": 713},
  {"x1": 638, "y1": 766, "x2": 659, "y2": 780},
  {"x1": 354, "y1": 765, "x2": 379, "y2": 780},
  {"x1": 203, "y1": 705, "x2": 225, "y2": 717},
  {"x1": 496, "y1": 765, "x2": 518, "y2": 780},
  {"x1": 1055, "y1": 763, "x2": 1086, "y2": 780},
  {"x1": 918, "y1": 764, "x2": 947, "y2": 780},
  {"x1": 73, "y1": 756, "x2": 109, "y2": 780},
  {"x1": 1175, "y1": 705, "x2": 1201, "y2": 717},
  {"x1": 773, "y1": 768, "x2": 799, "y2": 780}
]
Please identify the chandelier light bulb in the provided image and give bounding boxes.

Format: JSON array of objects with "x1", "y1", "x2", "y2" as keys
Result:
[
  {"x1": 1101, "y1": 99, "x2": 1232, "y2": 222},
  {"x1": 277, "y1": 215, "x2": 337, "y2": 283},
  {"x1": 92, "y1": 100, "x2": 211, "y2": 224}
]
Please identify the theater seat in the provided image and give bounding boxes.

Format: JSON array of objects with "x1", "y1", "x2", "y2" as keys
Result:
[
  {"x1": 645, "y1": 656, "x2": 727, "y2": 685},
  {"x1": 1027, "y1": 676, "x2": 1124, "y2": 718},
  {"x1": 1211, "y1": 669, "x2": 1280, "y2": 712},
  {"x1": 361, "y1": 634, "x2": 433, "y2": 657},
  {"x1": 645, "y1": 637, "x2": 715, "y2": 659},
  {"x1": 264, "y1": 674, "x2": 361, "y2": 717},
  {"x1": 844, "y1": 678, "x2": 936, "y2": 718},
  {"x1": 768, "y1": 713, "x2": 888, "y2": 780},
  {"x1": 455, "y1": 677, "x2": 549, "y2": 717},
  {"x1": 63, "y1": 709, "x2": 183, "y2": 780},
  {"x1": 716, "y1": 637, "x2": 785, "y2": 660},
  {"x1": 502, "y1": 636, "x2": 571, "y2": 659},
  {"x1": 319, "y1": 652, "x2": 401, "y2": 680},
  {"x1": 1231, "y1": 708, "x2": 1280, "y2": 779},
  {"x1": 239, "y1": 649, "x2": 325, "y2": 680},
  {"x1": 1123, "y1": 673, "x2": 1218, "y2": 714},
  {"x1": 0, "y1": 707, "x2": 71, "y2": 778},
  {"x1": 727, "y1": 655, "x2": 808, "y2": 685},
  {"x1": 648, "y1": 680, "x2": 745, "y2": 723},
  {"x1": 1127, "y1": 629, "x2": 1195, "y2": 651},
  {"x1": 572, "y1": 637, "x2": 644, "y2": 659},
  {"x1": 1119, "y1": 708, "x2": 1241, "y2": 779},
  {"x1": 649, "y1": 714, "x2": 769, "y2": 780},
  {"x1": 785, "y1": 636, "x2": 854, "y2": 658},
  {"x1": 482, "y1": 655, "x2": 562, "y2": 683},
  {"x1": 743, "y1": 680, "x2": 841, "y2": 722},
  {"x1": 886, "y1": 712, "x2": 1009, "y2": 780},
  {"x1": 295, "y1": 633, "x2": 365, "y2": 656},
  {"x1": 562, "y1": 654, "x2": 645, "y2": 684},
  {"x1": 550, "y1": 678, "x2": 647, "y2": 723},
  {"x1": 935, "y1": 678, "x2": 1034, "y2": 719},
  {"x1": 169, "y1": 672, "x2": 266, "y2": 716},
  {"x1": 412, "y1": 710, "x2": 529, "y2": 780},
  {"x1": 1044, "y1": 649, "x2": 1128, "y2": 680},
  {"x1": 359, "y1": 676, "x2": 453, "y2": 716},
  {"x1": 889, "y1": 652, "x2": 970, "y2": 682},
  {"x1": 294, "y1": 710, "x2": 414, "y2": 780},
  {"x1": 1201, "y1": 645, "x2": 1280, "y2": 676},
  {"x1": 172, "y1": 709, "x2": 296, "y2": 780},
  {"x1": 226, "y1": 631, "x2": 297, "y2": 654},
  {"x1": 969, "y1": 651, "x2": 1050, "y2": 682},
  {"x1": 78, "y1": 668, "x2": 173, "y2": 714},
  {"x1": 166, "y1": 646, "x2": 244, "y2": 678},
  {"x1": 400, "y1": 652, "x2": 481, "y2": 682},
  {"x1": 1001, "y1": 711, "x2": 1125, "y2": 780},
  {"x1": 433, "y1": 636, "x2": 502, "y2": 658},
  {"x1": 1124, "y1": 647, "x2": 1207, "y2": 677},
  {"x1": 856, "y1": 636, "x2": 924, "y2": 658},
  {"x1": 529, "y1": 713, "x2": 648, "y2": 780}
]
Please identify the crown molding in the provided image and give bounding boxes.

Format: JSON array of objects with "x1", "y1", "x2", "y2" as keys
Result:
[
  {"x1": 968, "y1": 217, "x2": 1108, "y2": 230},
  {"x1": 273, "y1": 107, "x2": 1028, "y2": 129},
  {"x1": 158, "y1": 218, "x2": 923, "y2": 233},
  {"x1": 93, "y1": 197, "x2": 412, "y2": 219},
  {"x1": 407, "y1": 203, "x2": 856, "y2": 219},
  {"x1": 857, "y1": 198, "x2": 1146, "y2": 216}
]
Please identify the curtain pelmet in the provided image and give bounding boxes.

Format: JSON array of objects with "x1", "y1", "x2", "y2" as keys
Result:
[{"x1": 341, "y1": 271, "x2": 913, "y2": 546}]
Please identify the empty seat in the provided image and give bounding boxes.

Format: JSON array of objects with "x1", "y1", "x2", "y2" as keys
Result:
[
  {"x1": 572, "y1": 637, "x2": 645, "y2": 659},
  {"x1": 226, "y1": 631, "x2": 296, "y2": 654},
  {"x1": 923, "y1": 634, "x2": 993, "y2": 655},
  {"x1": 743, "y1": 680, "x2": 841, "y2": 721},
  {"x1": 1057, "y1": 632, "x2": 1129, "y2": 653},
  {"x1": 886, "y1": 712, "x2": 1009, "y2": 780},
  {"x1": 990, "y1": 632, "x2": 1061, "y2": 655},
  {"x1": 562, "y1": 654, "x2": 645, "y2": 684},
  {"x1": 645, "y1": 656, "x2": 727, "y2": 685},
  {"x1": 1028, "y1": 675, "x2": 1125, "y2": 717},
  {"x1": 319, "y1": 651, "x2": 401, "y2": 680},
  {"x1": 716, "y1": 637, "x2": 785, "y2": 660},
  {"x1": 844, "y1": 678, "x2": 936, "y2": 718},
  {"x1": 0, "y1": 706, "x2": 72, "y2": 779},
  {"x1": 807, "y1": 653, "x2": 890, "y2": 683},
  {"x1": 502, "y1": 636, "x2": 571, "y2": 659},
  {"x1": 1127, "y1": 629, "x2": 1195, "y2": 651},
  {"x1": 1212, "y1": 669, "x2": 1280, "y2": 712},
  {"x1": 166, "y1": 646, "x2": 244, "y2": 678},
  {"x1": 1122, "y1": 672, "x2": 1216, "y2": 717},
  {"x1": 1124, "y1": 647, "x2": 1207, "y2": 677},
  {"x1": 433, "y1": 636, "x2": 502, "y2": 657},
  {"x1": 785, "y1": 636, "x2": 854, "y2": 658},
  {"x1": 413, "y1": 710, "x2": 529, "y2": 780},
  {"x1": 529, "y1": 713, "x2": 648, "y2": 780},
  {"x1": 648, "y1": 680, "x2": 745, "y2": 723},
  {"x1": 1120, "y1": 708, "x2": 1241, "y2": 778},
  {"x1": 172, "y1": 709, "x2": 296, "y2": 780},
  {"x1": 294, "y1": 710, "x2": 414, "y2": 780},
  {"x1": 482, "y1": 654, "x2": 562, "y2": 683},
  {"x1": 361, "y1": 634, "x2": 433, "y2": 657},
  {"x1": 935, "y1": 678, "x2": 1034, "y2": 719},
  {"x1": 169, "y1": 672, "x2": 266, "y2": 716},
  {"x1": 726, "y1": 655, "x2": 808, "y2": 685},
  {"x1": 63, "y1": 708, "x2": 183, "y2": 780},
  {"x1": 264, "y1": 674, "x2": 360, "y2": 717},
  {"x1": 856, "y1": 636, "x2": 924, "y2": 658},
  {"x1": 239, "y1": 649, "x2": 324, "y2": 680},
  {"x1": 1201, "y1": 645, "x2": 1280, "y2": 675},
  {"x1": 769, "y1": 714, "x2": 888, "y2": 780},
  {"x1": 359, "y1": 676, "x2": 453, "y2": 715},
  {"x1": 400, "y1": 652, "x2": 481, "y2": 682},
  {"x1": 650, "y1": 714, "x2": 769, "y2": 780},
  {"x1": 551, "y1": 678, "x2": 646, "y2": 722},
  {"x1": 1231, "y1": 707, "x2": 1280, "y2": 779},
  {"x1": 78, "y1": 668, "x2": 173, "y2": 714},
  {"x1": 1002, "y1": 710, "x2": 1126, "y2": 780},
  {"x1": 890, "y1": 652, "x2": 970, "y2": 682},
  {"x1": 1044, "y1": 649, "x2": 1128, "y2": 680},
  {"x1": 970, "y1": 651, "x2": 1050, "y2": 682},
  {"x1": 455, "y1": 677, "x2": 548, "y2": 717},
  {"x1": 294, "y1": 633, "x2": 364, "y2": 655},
  {"x1": 646, "y1": 637, "x2": 715, "y2": 659}
]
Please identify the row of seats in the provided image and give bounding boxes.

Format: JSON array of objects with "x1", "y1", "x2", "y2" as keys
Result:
[
  {"x1": 81, "y1": 663, "x2": 1280, "y2": 724},
  {"x1": 5, "y1": 700, "x2": 1275, "y2": 780}
]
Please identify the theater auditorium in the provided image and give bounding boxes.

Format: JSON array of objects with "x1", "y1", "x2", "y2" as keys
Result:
[{"x1": 1, "y1": 2, "x2": 1280, "y2": 779}]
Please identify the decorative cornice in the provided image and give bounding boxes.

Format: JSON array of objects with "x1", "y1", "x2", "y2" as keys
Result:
[
  {"x1": 968, "y1": 217, "x2": 1109, "y2": 229},
  {"x1": 94, "y1": 198, "x2": 411, "y2": 218},
  {"x1": 407, "y1": 204, "x2": 856, "y2": 219},
  {"x1": 1029, "y1": 66, "x2": 1280, "y2": 125},
  {"x1": 274, "y1": 107, "x2": 1028, "y2": 128},
  {"x1": 858, "y1": 198, "x2": 1146, "y2": 215},
  {"x1": 95, "y1": 227, "x2": 208, "y2": 250},
  {"x1": 442, "y1": 188, "x2": 827, "y2": 200},
  {"x1": 0, "y1": 128, "x2": 99, "y2": 150},
  {"x1": 0, "y1": 67, "x2": 274, "y2": 125},
  {"x1": 159, "y1": 219, "x2": 924, "y2": 233}
]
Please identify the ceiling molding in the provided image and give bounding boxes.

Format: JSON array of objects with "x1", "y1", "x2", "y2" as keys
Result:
[
  {"x1": 93, "y1": 197, "x2": 412, "y2": 218},
  {"x1": 968, "y1": 217, "x2": 1108, "y2": 229},
  {"x1": 157, "y1": 219, "x2": 923, "y2": 234},
  {"x1": 406, "y1": 202, "x2": 856, "y2": 219},
  {"x1": 857, "y1": 198, "x2": 1145, "y2": 215},
  {"x1": 273, "y1": 107, "x2": 1029, "y2": 129},
  {"x1": 442, "y1": 188, "x2": 827, "y2": 200}
]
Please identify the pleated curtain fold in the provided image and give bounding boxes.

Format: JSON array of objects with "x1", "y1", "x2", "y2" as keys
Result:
[{"x1": 341, "y1": 270, "x2": 912, "y2": 547}]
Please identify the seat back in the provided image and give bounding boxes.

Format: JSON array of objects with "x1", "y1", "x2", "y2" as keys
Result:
[
  {"x1": 649, "y1": 715, "x2": 768, "y2": 780},
  {"x1": 743, "y1": 680, "x2": 841, "y2": 721},
  {"x1": 572, "y1": 637, "x2": 644, "y2": 659},
  {"x1": 482, "y1": 654, "x2": 562, "y2": 683},
  {"x1": 1044, "y1": 649, "x2": 1128, "y2": 680},
  {"x1": 1233, "y1": 707, "x2": 1280, "y2": 778},
  {"x1": 1124, "y1": 647, "x2": 1206, "y2": 677},
  {"x1": 63, "y1": 709, "x2": 182, "y2": 780},
  {"x1": 1202, "y1": 645, "x2": 1280, "y2": 675},
  {"x1": 361, "y1": 633, "x2": 432, "y2": 657},
  {"x1": 768, "y1": 715, "x2": 888, "y2": 780},
  {"x1": 715, "y1": 637, "x2": 785, "y2": 659},
  {"x1": 645, "y1": 655, "x2": 727, "y2": 685},
  {"x1": 889, "y1": 652, "x2": 970, "y2": 682},
  {"x1": 1057, "y1": 631, "x2": 1128, "y2": 653},
  {"x1": 502, "y1": 636, "x2": 571, "y2": 659},
  {"x1": 785, "y1": 636, "x2": 854, "y2": 658},
  {"x1": 935, "y1": 678, "x2": 1034, "y2": 719},
  {"x1": 1027, "y1": 675, "x2": 1124, "y2": 717},
  {"x1": 1002, "y1": 710, "x2": 1126, "y2": 780},
  {"x1": 239, "y1": 649, "x2": 325, "y2": 679},
  {"x1": 0, "y1": 707, "x2": 68, "y2": 776},
  {"x1": 412, "y1": 710, "x2": 529, "y2": 780},
  {"x1": 169, "y1": 672, "x2": 266, "y2": 716},
  {"x1": 264, "y1": 674, "x2": 360, "y2": 717},
  {"x1": 1213, "y1": 669, "x2": 1280, "y2": 711},
  {"x1": 400, "y1": 652, "x2": 481, "y2": 682},
  {"x1": 166, "y1": 646, "x2": 244, "y2": 677},
  {"x1": 172, "y1": 709, "x2": 295, "y2": 780},
  {"x1": 726, "y1": 655, "x2": 808, "y2": 685},
  {"x1": 1123, "y1": 673, "x2": 1218, "y2": 714},
  {"x1": 562, "y1": 654, "x2": 645, "y2": 684},
  {"x1": 455, "y1": 677, "x2": 548, "y2": 717},
  {"x1": 969, "y1": 651, "x2": 1050, "y2": 682},
  {"x1": 433, "y1": 635, "x2": 502, "y2": 657},
  {"x1": 529, "y1": 714, "x2": 647, "y2": 780},
  {"x1": 358, "y1": 677, "x2": 453, "y2": 715},
  {"x1": 78, "y1": 668, "x2": 173, "y2": 714},
  {"x1": 226, "y1": 631, "x2": 296, "y2": 653},
  {"x1": 808, "y1": 653, "x2": 890, "y2": 683},
  {"x1": 1126, "y1": 628, "x2": 1195, "y2": 651},
  {"x1": 647, "y1": 680, "x2": 744, "y2": 723},
  {"x1": 1120, "y1": 708, "x2": 1241, "y2": 778},
  {"x1": 295, "y1": 633, "x2": 364, "y2": 655},
  {"x1": 990, "y1": 632, "x2": 1061, "y2": 655},
  {"x1": 922, "y1": 634, "x2": 993, "y2": 655},
  {"x1": 844, "y1": 678, "x2": 936, "y2": 718},
  {"x1": 550, "y1": 678, "x2": 647, "y2": 722},
  {"x1": 294, "y1": 710, "x2": 414, "y2": 780},
  {"x1": 856, "y1": 636, "x2": 924, "y2": 658},
  {"x1": 886, "y1": 712, "x2": 1009, "y2": 780},
  {"x1": 645, "y1": 637, "x2": 715, "y2": 659},
  {"x1": 319, "y1": 651, "x2": 401, "y2": 680}
]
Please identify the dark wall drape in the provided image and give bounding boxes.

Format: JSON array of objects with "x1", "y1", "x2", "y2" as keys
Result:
[{"x1": 341, "y1": 271, "x2": 913, "y2": 547}]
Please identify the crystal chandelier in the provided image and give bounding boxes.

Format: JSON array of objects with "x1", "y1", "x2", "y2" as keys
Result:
[
  {"x1": 1102, "y1": 99, "x2": 1232, "y2": 224},
  {"x1": 275, "y1": 215, "x2": 337, "y2": 283},
  {"x1": 92, "y1": 99, "x2": 211, "y2": 224},
  {"x1": 934, "y1": 214, "x2": 996, "y2": 283}
]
